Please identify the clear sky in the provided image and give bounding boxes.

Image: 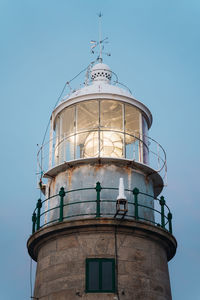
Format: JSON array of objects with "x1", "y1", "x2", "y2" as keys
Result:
[{"x1": 0, "y1": 0, "x2": 200, "y2": 299}]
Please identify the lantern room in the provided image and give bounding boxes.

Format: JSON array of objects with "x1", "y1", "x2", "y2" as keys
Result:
[{"x1": 48, "y1": 63, "x2": 154, "y2": 171}]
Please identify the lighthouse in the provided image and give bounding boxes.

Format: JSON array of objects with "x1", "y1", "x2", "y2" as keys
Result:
[{"x1": 27, "y1": 56, "x2": 177, "y2": 299}]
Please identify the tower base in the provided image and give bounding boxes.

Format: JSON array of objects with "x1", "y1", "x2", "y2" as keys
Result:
[{"x1": 27, "y1": 219, "x2": 177, "y2": 300}]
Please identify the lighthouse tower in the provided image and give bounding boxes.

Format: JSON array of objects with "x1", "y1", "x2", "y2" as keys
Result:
[{"x1": 27, "y1": 59, "x2": 177, "y2": 300}]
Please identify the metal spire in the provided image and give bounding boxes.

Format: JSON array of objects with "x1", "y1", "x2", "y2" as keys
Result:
[
  {"x1": 90, "y1": 12, "x2": 110, "y2": 62},
  {"x1": 98, "y1": 12, "x2": 103, "y2": 63}
]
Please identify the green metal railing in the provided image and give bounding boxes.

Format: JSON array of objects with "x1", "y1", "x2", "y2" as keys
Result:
[{"x1": 31, "y1": 182, "x2": 173, "y2": 235}]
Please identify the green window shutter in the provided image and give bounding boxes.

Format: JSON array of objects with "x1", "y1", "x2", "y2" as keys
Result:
[{"x1": 86, "y1": 258, "x2": 115, "y2": 293}]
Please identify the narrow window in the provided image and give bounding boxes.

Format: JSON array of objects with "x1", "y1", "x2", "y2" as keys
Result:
[{"x1": 86, "y1": 258, "x2": 115, "y2": 293}]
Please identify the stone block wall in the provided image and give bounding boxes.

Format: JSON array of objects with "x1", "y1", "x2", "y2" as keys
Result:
[{"x1": 30, "y1": 220, "x2": 176, "y2": 300}]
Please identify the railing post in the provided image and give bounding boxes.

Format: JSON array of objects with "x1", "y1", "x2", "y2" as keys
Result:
[
  {"x1": 59, "y1": 187, "x2": 65, "y2": 222},
  {"x1": 133, "y1": 188, "x2": 139, "y2": 220},
  {"x1": 95, "y1": 182, "x2": 101, "y2": 218},
  {"x1": 159, "y1": 196, "x2": 165, "y2": 229},
  {"x1": 36, "y1": 199, "x2": 42, "y2": 230},
  {"x1": 32, "y1": 212, "x2": 36, "y2": 234},
  {"x1": 168, "y1": 212, "x2": 172, "y2": 234}
]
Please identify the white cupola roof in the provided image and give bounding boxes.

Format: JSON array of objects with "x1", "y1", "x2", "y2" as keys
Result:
[
  {"x1": 65, "y1": 62, "x2": 132, "y2": 100},
  {"x1": 91, "y1": 63, "x2": 112, "y2": 82}
]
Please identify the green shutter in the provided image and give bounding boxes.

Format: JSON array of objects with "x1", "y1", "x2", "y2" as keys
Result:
[{"x1": 85, "y1": 258, "x2": 115, "y2": 293}]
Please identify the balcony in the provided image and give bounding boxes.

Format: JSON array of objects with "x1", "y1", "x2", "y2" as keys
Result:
[{"x1": 31, "y1": 183, "x2": 172, "y2": 235}]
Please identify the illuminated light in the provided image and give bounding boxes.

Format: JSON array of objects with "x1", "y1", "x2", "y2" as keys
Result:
[{"x1": 83, "y1": 131, "x2": 123, "y2": 158}]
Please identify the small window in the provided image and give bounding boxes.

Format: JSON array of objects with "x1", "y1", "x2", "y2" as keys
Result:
[{"x1": 86, "y1": 258, "x2": 115, "y2": 293}]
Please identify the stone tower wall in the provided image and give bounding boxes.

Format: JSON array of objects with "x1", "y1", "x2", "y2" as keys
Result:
[{"x1": 28, "y1": 219, "x2": 176, "y2": 300}]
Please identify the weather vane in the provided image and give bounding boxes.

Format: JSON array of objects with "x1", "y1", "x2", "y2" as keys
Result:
[{"x1": 90, "y1": 12, "x2": 111, "y2": 62}]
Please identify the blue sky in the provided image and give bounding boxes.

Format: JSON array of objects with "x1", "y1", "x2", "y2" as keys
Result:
[{"x1": 0, "y1": 0, "x2": 200, "y2": 299}]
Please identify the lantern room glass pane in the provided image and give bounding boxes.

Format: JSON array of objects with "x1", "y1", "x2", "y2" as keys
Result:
[
  {"x1": 54, "y1": 118, "x2": 61, "y2": 166},
  {"x1": 100, "y1": 100, "x2": 123, "y2": 130},
  {"x1": 125, "y1": 104, "x2": 140, "y2": 135},
  {"x1": 57, "y1": 137, "x2": 65, "y2": 164},
  {"x1": 55, "y1": 107, "x2": 75, "y2": 164},
  {"x1": 77, "y1": 101, "x2": 99, "y2": 132},
  {"x1": 125, "y1": 134, "x2": 140, "y2": 161},
  {"x1": 142, "y1": 116, "x2": 149, "y2": 164},
  {"x1": 60, "y1": 106, "x2": 75, "y2": 137},
  {"x1": 65, "y1": 136, "x2": 75, "y2": 161}
]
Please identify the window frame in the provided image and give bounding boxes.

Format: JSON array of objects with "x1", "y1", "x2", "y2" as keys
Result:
[{"x1": 85, "y1": 258, "x2": 116, "y2": 293}]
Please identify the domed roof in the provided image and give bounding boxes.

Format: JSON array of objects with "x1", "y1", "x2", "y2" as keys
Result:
[
  {"x1": 66, "y1": 81, "x2": 131, "y2": 100},
  {"x1": 65, "y1": 62, "x2": 131, "y2": 100}
]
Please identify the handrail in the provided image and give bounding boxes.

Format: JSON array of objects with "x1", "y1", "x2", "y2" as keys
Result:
[
  {"x1": 37, "y1": 129, "x2": 167, "y2": 185},
  {"x1": 31, "y1": 183, "x2": 173, "y2": 235}
]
